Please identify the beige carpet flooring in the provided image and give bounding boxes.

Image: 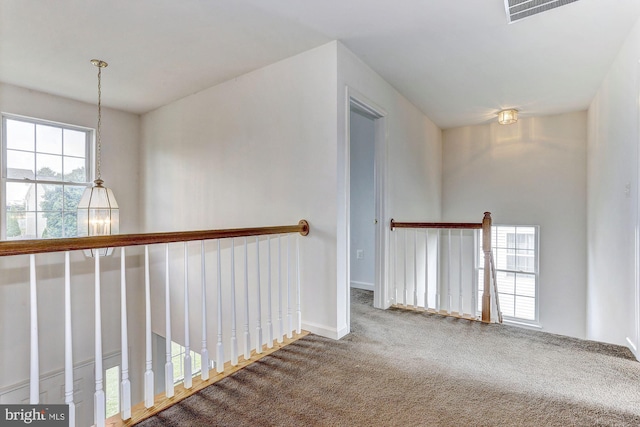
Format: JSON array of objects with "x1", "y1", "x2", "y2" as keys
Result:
[{"x1": 137, "y1": 289, "x2": 640, "y2": 426}]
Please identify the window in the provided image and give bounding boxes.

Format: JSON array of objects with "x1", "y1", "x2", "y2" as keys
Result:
[
  {"x1": 171, "y1": 341, "x2": 202, "y2": 384},
  {"x1": 477, "y1": 226, "x2": 539, "y2": 323},
  {"x1": 105, "y1": 365, "x2": 120, "y2": 418},
  {"x1": 1, "y1": 115, "x2": 92, "y2": 239}
]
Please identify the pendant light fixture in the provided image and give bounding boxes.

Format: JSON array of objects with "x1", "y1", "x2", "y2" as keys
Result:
[{"x1": 77, "y1": 59, "x2": 119, "y2": 257}]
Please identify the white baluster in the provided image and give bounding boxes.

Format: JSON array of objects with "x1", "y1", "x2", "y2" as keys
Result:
[
  {"x1": 287, "y1": 234, "x2": 293, "y2": 339},
  {"x1": 277, "y1": 235, "x2": 283, "y2": 343},
  {"x1": 447, "y1": 229, "x2": 452, "y2": 313},
  {"x1": 230, "y1": 239, "x2": 238, "y2": 366},
  {"x1": 120, "y1": 249, "x2": 131, "y2": 419},
  {"x1": 29, "y1": 254, "x2": 39, "y2": 404},
  {"x1": 94, "y1": 252, "x2": 105, "y2": 427},
  {"x1": 472, "y1": 230, "x2": 478, "y2": 316},
  {"x1": 183, "y1": 243, "x2": 192, "y2": 389},
  {"x1": 414, "y1": 230, "x2": 418, "y2": 307},
  {"x1": 393, "y1": 228, "x2": 397, "y2": 303},
  {"x1": 144, "y1": 246, "x2": 154, "y2": 408},
  {"x1": 436, "y1": 230, "x2": 441, "y2": 311},
  {"x1": 255, "y1": 236, "x2": 263, "y2": 353},
  {"x1": 266, "y1": 236, "x2": 274, "y2": 349},
  {"x1": 403, "y1": 229, "x2": 408, "y2": 306},
  {"x1": 243, "y1": 237, "x2": 251, "y2": 360},
  {"x1": 216, "y1": 240, "x2": 224, "y2": 373},
  {"x1": 424, "y1": 230, "x2": 429, "y2": 310},
  {"x1": 201, "y1": 241, "x2": 209, "y2": 381},
  {"x1": 459, "y1": 230, "x2": 464, "y2": 315},
  {"x1": 296, "y1": 234, "x2": 302, "y2": 334},
  {"x1": 64, "y1": 252, "x2": 75, "y2": 426},
  {"x1": 164, "y1": 245, "x2": 174, "y2": 397}
]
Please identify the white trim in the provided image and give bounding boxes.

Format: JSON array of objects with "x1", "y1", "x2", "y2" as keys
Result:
[
  {"x1": 1, "y1": 116, "x2": 6, "y2": 240},
  {"x1": 344, "y1": 87, "x2": 389, "y2": 329},
  {"x1": 627, "y1": 337, "x2": 640, "y2": 362},
  {"x1": 504, "y1": 319, "x2": 543, "y2": 330},
  {"x1": 1, "y1": 112, "x2": 93, "y2": 134},
  {"x1": 635, "y1": 60, "x2": 640, "y2": 363},
  {"x1": 336, "y1": 325, "x2": 350, "y2": 339},
  {"x1": 626, "y1": 337, "x2": 639, "y2": 361},
  {"x1": 301, "y1": 321, "x2": 342, "y2": 340},
  {"x1": 350, "y1": 281, "x2": 374, "y2": 291}
]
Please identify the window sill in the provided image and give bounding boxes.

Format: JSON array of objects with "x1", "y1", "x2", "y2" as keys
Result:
[{"x1": 503, "y1": 318, "x2": 542, "y2": 330}]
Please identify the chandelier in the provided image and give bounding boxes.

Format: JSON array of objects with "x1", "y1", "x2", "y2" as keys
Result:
[{"x1": 77, "y1": 59, "x2": 119, "y2": 256}]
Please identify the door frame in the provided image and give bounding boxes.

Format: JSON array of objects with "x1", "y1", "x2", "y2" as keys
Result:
[
  {"x1": 344, "y1": 87, "x2": 389, "y2": 331},
  {"x1": 633, "y1": 61, "x2": 640, "y2": 360}
]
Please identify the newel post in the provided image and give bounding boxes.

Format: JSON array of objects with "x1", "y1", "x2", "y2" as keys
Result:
[{"x1": 481, "y1": 212, "x2": 492, "y2": 323}]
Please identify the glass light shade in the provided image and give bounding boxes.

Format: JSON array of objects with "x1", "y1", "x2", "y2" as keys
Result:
[
  {"x1": 498, "y1": 109, "x2": 518, "y2": 125},
  {"x1": 77, "y1": 179, "x2": 119, "y2": 257}
]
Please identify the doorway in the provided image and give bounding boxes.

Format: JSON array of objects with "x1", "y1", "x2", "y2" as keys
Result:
[
  {"x1": 635, "y1": 61, "x2": 640, "y2": 360},
  {"x1": 346, "y1": 92, "x2": 387, "y2": 331},
  {"x1": 349, "y1": 108, "x2": 376, "y2": 294}
]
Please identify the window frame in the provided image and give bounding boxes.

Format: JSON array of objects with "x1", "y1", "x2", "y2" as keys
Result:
[
  {"x1": 475, "y1": 224, "x2": 540, "y2": 326},
  {"x1": 1, "y1": 113, "x2": 94, "y2": 240},
  {"x1": 171, "y1": 341, "x2": 202, "y2": 384}
]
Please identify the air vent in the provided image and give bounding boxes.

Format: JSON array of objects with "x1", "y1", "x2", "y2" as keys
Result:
[{"x1": 505, "y1": 0, "x2": 581, "y2": 23}]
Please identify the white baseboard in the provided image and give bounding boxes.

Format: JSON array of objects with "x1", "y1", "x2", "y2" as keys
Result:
[
  {"x1": 336, "y1": 325, "x2": 350, "y2": 339},
  {"x1": 350, "y1": 281, "x2": 374, "y2": 291},
  {"x1": 302, "y1": 321, "x2": 340, "y2": 340},
  {"x1": 626, "y1": 336, "x2": 639, "y2": 361}
]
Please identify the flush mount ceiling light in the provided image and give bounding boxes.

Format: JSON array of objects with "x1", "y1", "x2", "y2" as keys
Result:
[
  {"x1": 497, "y1": 109, "x2": 518, "y2": 125},
  {"x1": 77, "y1": 59, "x2": 119, "y2": 257}
]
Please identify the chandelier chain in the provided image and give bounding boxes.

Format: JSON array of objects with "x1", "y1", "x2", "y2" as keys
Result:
[{"x1": 96, "y1": 65, "x2": 102, "y2": 181}]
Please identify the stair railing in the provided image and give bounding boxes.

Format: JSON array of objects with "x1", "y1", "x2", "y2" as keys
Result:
[
  {"x1": 0, "y1": 220, "x2": 309, "y2": 427},
  {"x1": 389, "y1": 212, "x2": 501, "y2": 323}
]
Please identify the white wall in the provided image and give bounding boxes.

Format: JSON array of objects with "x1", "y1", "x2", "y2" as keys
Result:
[
  {"x1": 587, "y1": 16, "x2": 640, "y2": 351},
  {"x1": 0, "y1": 83, "x2": 145, "y2": 418},
  {"x1": 443, "y1": 111, "x2": 588, "y2": 339},
  {"x1": 141, "y1": 41, "x2": 442, "y2": 340},
  {"x1": 337, "y1": 42, "x2": 442, "y2": 333},
  {"x1": 349, "y1": 109, "x2": 375, "y2": 289},
  {"x1": 141, "y1": 43, "x2": 339, "y2": 338}
]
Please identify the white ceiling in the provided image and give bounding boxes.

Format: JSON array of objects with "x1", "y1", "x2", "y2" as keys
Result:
[{"x1": 1, "y1": 0, "x2": 639, "y2": 129}]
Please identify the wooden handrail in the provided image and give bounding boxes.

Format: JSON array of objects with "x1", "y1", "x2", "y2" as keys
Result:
[
  {"x1": 0, "y1": 220, "x2": 310, "y2": 257},
  {"x1": 390, "y1": 212, "x2": 496, "y2": 323},
  {"x1": 390, "y1": 219, "x2": 483, "y2": 230}
]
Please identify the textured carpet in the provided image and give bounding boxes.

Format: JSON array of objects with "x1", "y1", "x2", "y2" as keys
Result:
[{"x1": 137, "y1": 289, "x2": 640, "y2": 426}]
